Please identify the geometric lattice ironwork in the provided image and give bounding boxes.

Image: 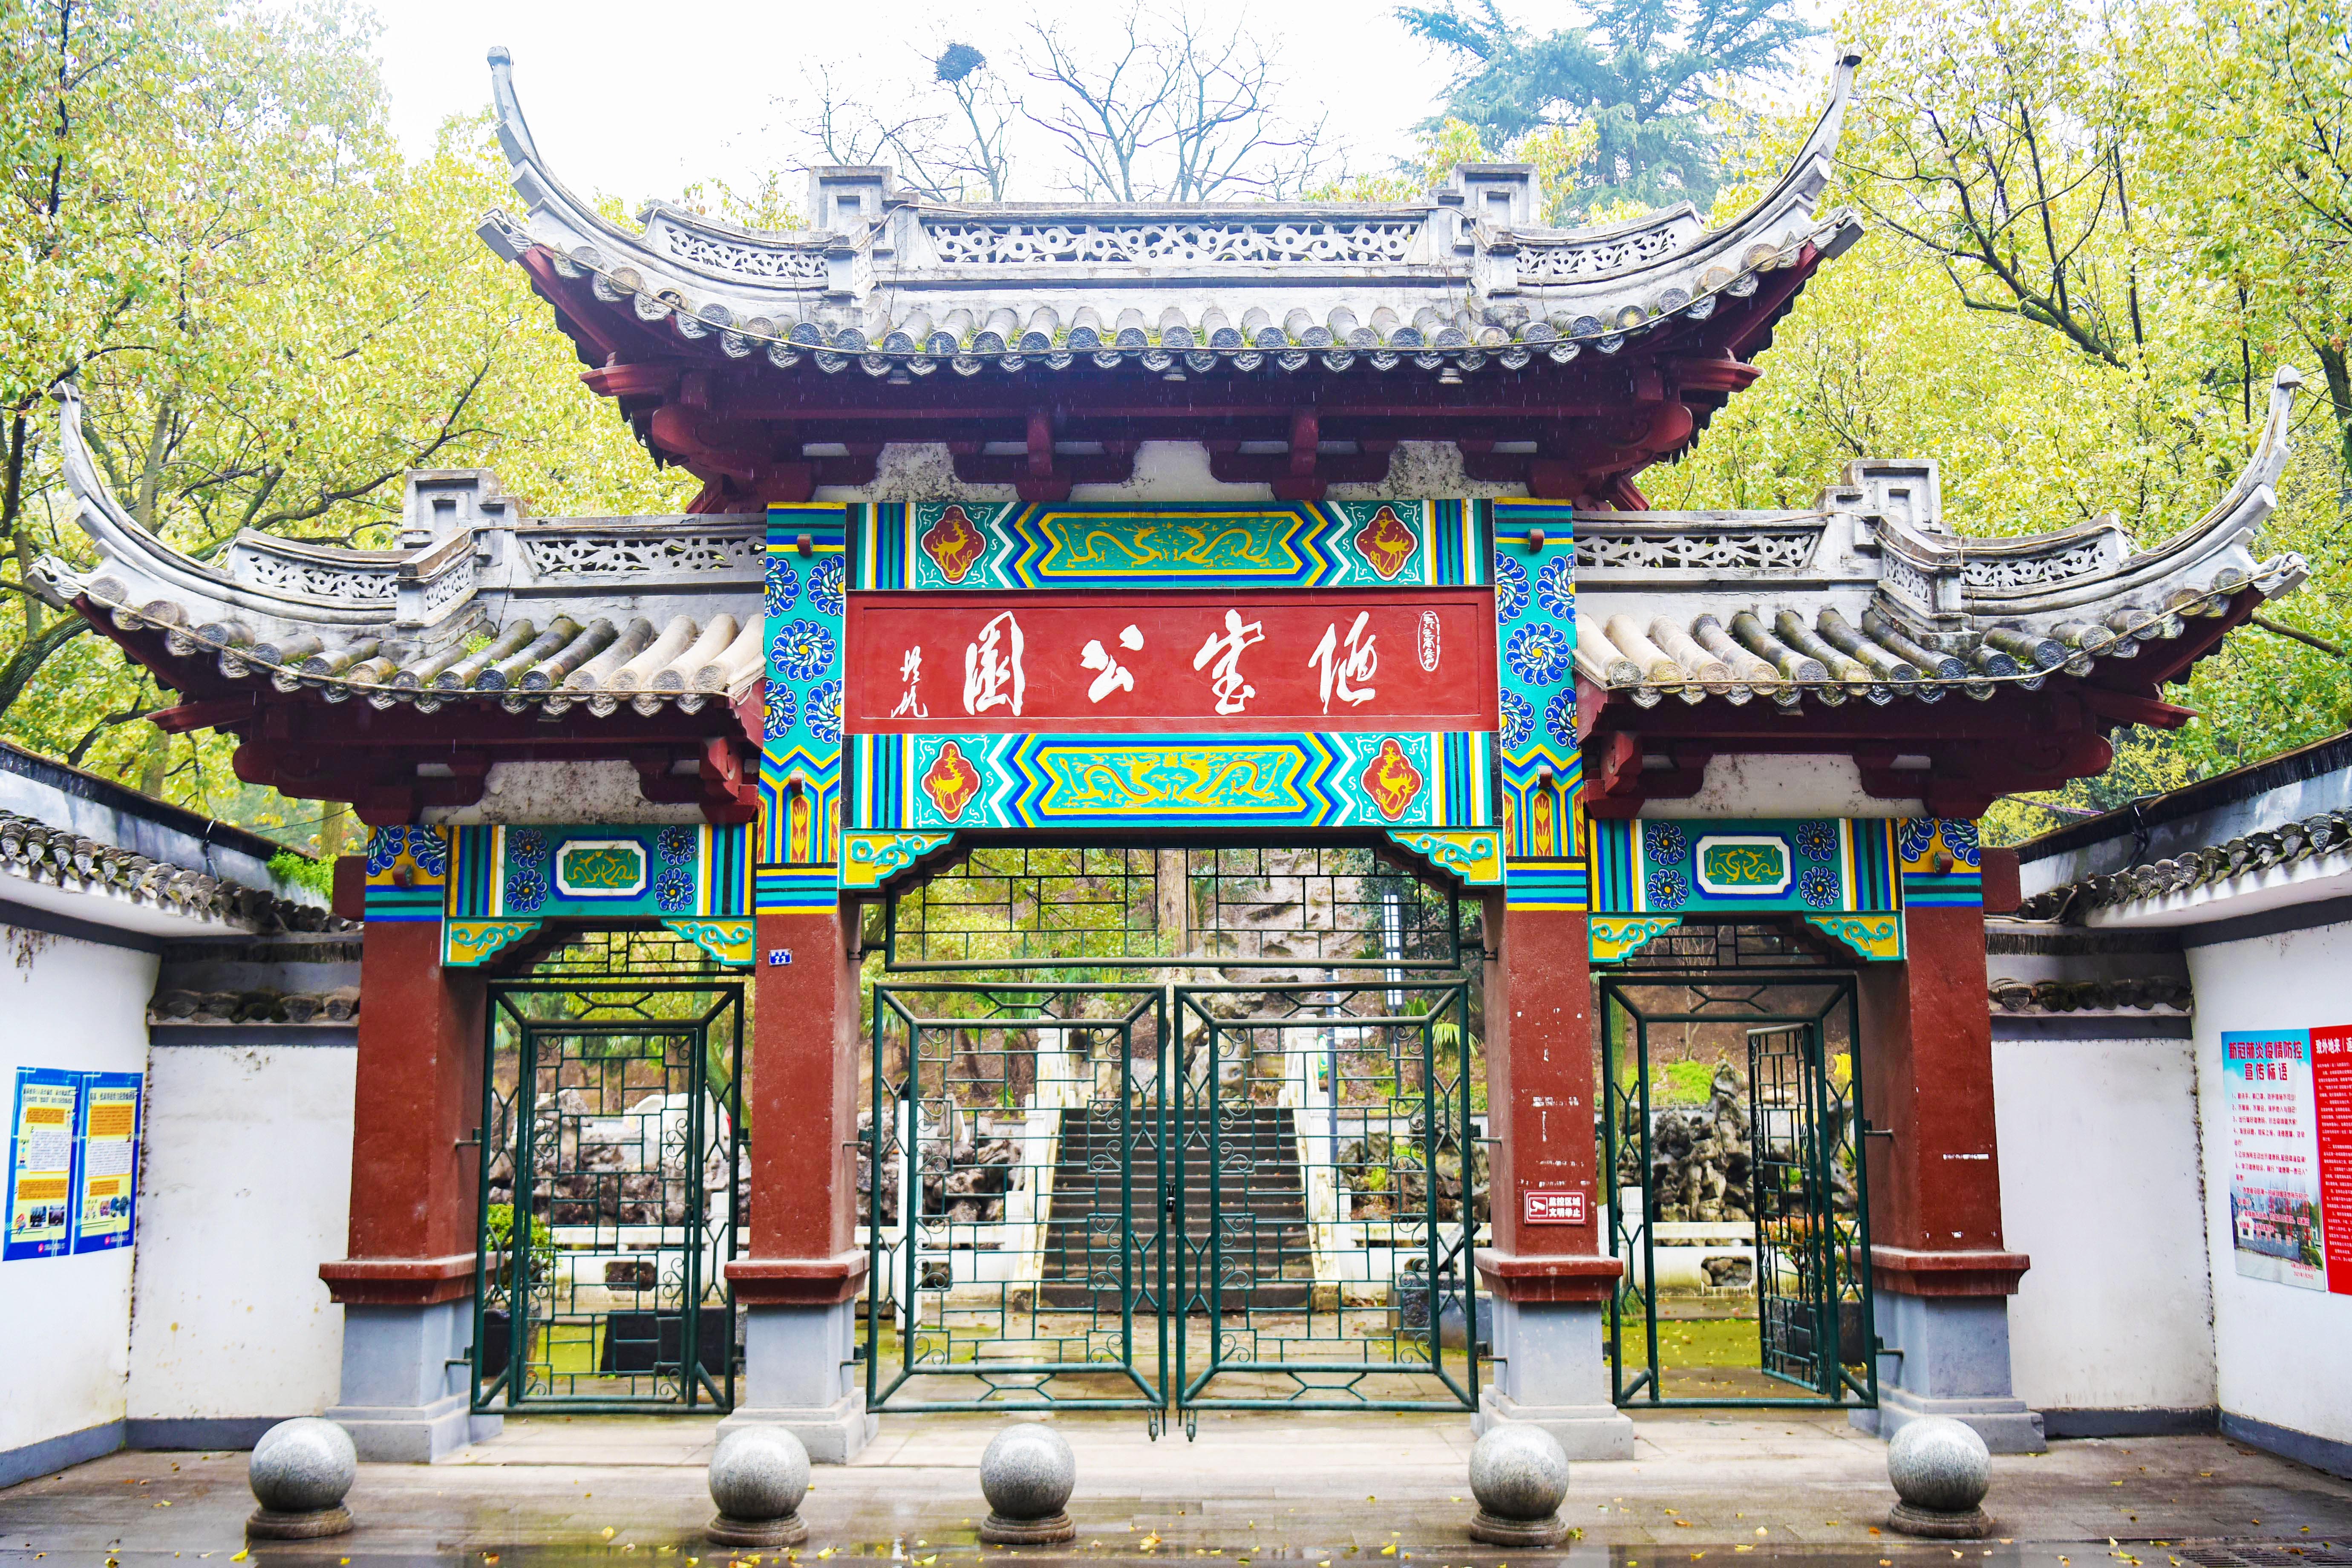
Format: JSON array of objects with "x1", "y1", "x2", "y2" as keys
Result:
[
  {"x1": 1599, "y1": 948, "x2": 1876, "y2": 1410},
  {"x1": 1173, "y1": 980, "x2": 1482, "y2": 1421},
  {"x1": 472, "y1": 938, "x2": 747, "y2": 1414},
  {"x1": 864, "y1": 982, "x2": 1170, "y2": 1415},
  {"x1": 861, "y1": 976, "x2": 1486, "y2": 1430},
  {"x1": 883, "y1": 842, "x2": 1466, "y2": 971}
]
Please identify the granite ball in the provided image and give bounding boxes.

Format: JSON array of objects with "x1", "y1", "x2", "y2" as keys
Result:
[
  {"x1": 1888, "y1": 1417, "x2": 1992, "y2": 1514},
  {"x1": 248, "y1": 1418, "x2": 357, "y2": 1515},
  {"x1": 709, "y1": 1427, "x2": 812, "y2": 1522},
  {"x1": 979, "y1": 1423, "x2": 1076, "y2": 1522},
  {"x1": 1468, "y1": 1424, "x2": 1571, "y2": 1522}
]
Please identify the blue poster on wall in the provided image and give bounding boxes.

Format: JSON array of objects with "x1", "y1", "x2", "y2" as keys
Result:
[
  {"x1": 73, "y1": 1072, "x2": 142, "y2": 1254},
  {"x1": 6, "y1": 1066, "x2": 82, "y2": 1261}
]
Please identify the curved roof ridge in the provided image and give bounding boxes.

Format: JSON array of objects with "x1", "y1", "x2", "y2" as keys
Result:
[{"x1": 477, "y1": 44, "x2": 1864, "y2": 334}]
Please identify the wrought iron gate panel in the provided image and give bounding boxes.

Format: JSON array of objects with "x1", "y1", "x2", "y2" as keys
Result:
[
  {"x1": 864, "y1": 984, "x2": 1170, "y2": 1412},
  {"x1": 1600, "y1": 965, "x2": 1874, "y2": 1410},
  {"x1": 1174, "y1": 982, "x2": 1482, "y2": 1414},
  {"x1": 474, "y1": 965, "x2": 746, "y2": 1414}
]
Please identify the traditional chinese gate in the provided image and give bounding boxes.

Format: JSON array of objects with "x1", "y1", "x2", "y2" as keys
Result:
[
  {"x1": 857, "y1": 844, "x2": 1486, "y2": 1430},
  {"x1": 472, "y1": 929, "x2": 748, "y2": 1413},
  {"x1": 1596, "y1": 921, "x2": 1876, "y2": 1409}
]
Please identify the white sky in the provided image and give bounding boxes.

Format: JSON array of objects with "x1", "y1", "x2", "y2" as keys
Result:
[{"x1": 371, "y1": 0, "x2": 1460, "y2": 208}]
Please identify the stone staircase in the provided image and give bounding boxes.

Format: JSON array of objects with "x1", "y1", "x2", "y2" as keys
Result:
[{"x1": 1038, "y1": 1103, "x2": 1314, "y2": 1311}]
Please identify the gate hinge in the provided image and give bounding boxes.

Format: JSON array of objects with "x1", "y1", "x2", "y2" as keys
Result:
[
  {"x1": 1860, "y1": 1124, "x2": 1895, "y2": 1141},
  {"x1": 456, "y1": 1128, "x2": 483, "y2": 1149}
]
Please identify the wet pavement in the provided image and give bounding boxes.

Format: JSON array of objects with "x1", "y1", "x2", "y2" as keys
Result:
[{"x1": 3, "y1": 1410, "x2": 2348, "y2": 1568}]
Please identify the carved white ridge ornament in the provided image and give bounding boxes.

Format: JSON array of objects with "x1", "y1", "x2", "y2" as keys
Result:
[
  {"x1": 1515, "y1": 223, "x2": 1692, "y2": 283},
  {"x1": 663, "y1": 229, "x2": 829, "y2": 281},
  {"x1": 922, "y1": 219, "x2": 1423, "y2": 267},
  {"x1": 1576, "y1": 527, "x2": 1821, "y2": 572},
  {"x1": 1960, "y1": 539, "x2": 2108, "y2": 590},
  {"x1": 519, "y1": 531, "x2": 761, "y2": 576},
  {"x1": 239, "y1": 552, "x2": 398, "y2": 603}
]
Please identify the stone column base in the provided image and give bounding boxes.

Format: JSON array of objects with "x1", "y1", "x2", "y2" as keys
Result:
[
  {"x1": 324, "y1": 1392, "x2": 499, "y2": 1463},
  {"x1": 1854, "y1": 1291, "x2": 2046, "y2": 1453},
  {"x1": 1850, "y1": 1386, "x2": 2045, "y2": 1453},
  {"x1": 1476, "y1": 1387, "x2": 1637, "y2": 1460},
  {"x1": 325, "y1": 1300, "x2": 498, "y2": 1461},
  {"x1": 719, "y1": 1391, "x2": 876, "y2": 1464}
]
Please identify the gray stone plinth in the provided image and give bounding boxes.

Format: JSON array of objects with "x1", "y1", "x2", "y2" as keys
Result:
[
  {"x1": 978, "y1": 1423, "x2": 1077, "y2": 1545},
  {"x1": 1885, "y1": 1415, "x2": 1993, "y2": 1539},
  {"x1": 706, "y1": 1427, "x2": 810, "y2": 1547},
  {"x1": 726, "y1": 1300, "x2": 876, "y2": 1463},
  {"x1": 245, "y1": 1418, "x2": 356, "y2": 1540},
  {"x1": 1477, "y1": 1298, "x2": 1636, "y2": 1460},
  {"x1": 1466, "y1": 1423, "x2": 1570, "y2": 1546},
  {"x1": 327, "y1": 1300, "x2": 493, "y2": 1461},
  {"x1": 1851, "y1": 1294, "x2": 2044, "y2": 1453}
]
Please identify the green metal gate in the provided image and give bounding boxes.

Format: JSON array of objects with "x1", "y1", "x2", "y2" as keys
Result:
[
  {"x1": 1172, "y1": 981, "x2": 1481, "y2": 1420},
  {"x1": 473, "y1": 933, "x2": 746, "y2": 1413},
  {"x1": 863, "y1": 983, "x2": 1172, "y2": 1415},
  {"x1": 861, "y1": 979, "x2": 1484, "y2": 1427},
  {"x1": 1600, "y1": 960, "x2": 1875, "y2": 1409}
]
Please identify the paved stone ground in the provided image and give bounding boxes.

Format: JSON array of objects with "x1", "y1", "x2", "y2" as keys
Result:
[{"x1": 4, "y1": 1411, "x2": 2348, "y2": 1568}]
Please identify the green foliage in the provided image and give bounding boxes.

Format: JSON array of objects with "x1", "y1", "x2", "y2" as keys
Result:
[
  {"x1": 1667, "y1": 0, "x2": 2352, "y2": 812},
  {"x1": 0, "y1": 0, "x2": 689, "y2": 849},
  {"x1": 1400, "y1": 0, "x2": 1813, "y2": 219},
  {"x1": 1655, "y1": 1058, "x2": 1717, "y2": 1106},
  {"x1": 482, "y1": 1202, "x2": 551, "y2": 1287},
  {"x1": 266, "y1": 848, "x2": 332, "y2": 901}
]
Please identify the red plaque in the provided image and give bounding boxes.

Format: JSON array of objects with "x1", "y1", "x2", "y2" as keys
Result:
[
  {"x1": 843, "y1": 587, "x2": 1499, "y2": 735},
  {"x1": 1523, "y1": 1189, "x2": 1587, "y2": 1225}
]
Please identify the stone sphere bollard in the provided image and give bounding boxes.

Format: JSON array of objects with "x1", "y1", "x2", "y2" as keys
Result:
[
  {"x1": 707, "y1": 1426, "x2": 813, "y2": 1547},
  {"x1": 1885, "y1": 1416, "x2": 1994, "y2": 1539},
  {"x1": 977, "y1": 1422, "x2": 1077, "y2": 1545},
  {"x1": 245, "y1": 1418, "x2": 357, "y2": 1540},
  {"x1": 1466, "y1": 1424, "x2": 1571, "y2": 1547}
]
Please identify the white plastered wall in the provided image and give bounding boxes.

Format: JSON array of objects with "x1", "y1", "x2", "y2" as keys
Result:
[
  {"x1": 2185, "y1": 921, "x2": 2352, "y2": 1451},
  {"x1": 127, "y1": 1042, "x2": 354, "y2": 1424},
  {"x1": 0, "y1": 928, "x2": 158, "y2": 1459},
  {"x1": 1993, "y1": 1032, "x2": 2217, "y2": 1415}
]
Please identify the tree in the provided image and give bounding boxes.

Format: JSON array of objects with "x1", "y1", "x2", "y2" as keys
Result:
[
  {"x1": 778, "y1": 9, "x2": 1329, "y2": 207},
  {"x1": 0, "y1": 0, "x2": 691, "y2": 848},
  {"x1": 1399, "y1": 0, "x2": 1813, "y2": 219},
  {"x1": 1668, "y1": 2, "x2": 2352, "y2": 838},
  {"x1": 2158, "y1": 0, "x2": 2352, "y2": 480}
]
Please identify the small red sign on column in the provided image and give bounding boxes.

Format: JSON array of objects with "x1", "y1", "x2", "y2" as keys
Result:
[{"x1": 1523, "y1": 1189, "x2": 1586, "y2": 1225}]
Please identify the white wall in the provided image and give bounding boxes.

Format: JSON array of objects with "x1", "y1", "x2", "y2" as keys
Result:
[
  {"x1": 1993, "y1": 1032, "x2": 2217, "y2": 1415},
  {"x1": 2186, "y1": 921, "x2": 2352, "y2": 1452},
  {"x1": 0, "y1": 928, "x2": 158, "y2": 1459},
  {"x1": 127, "y1": 1042, "x2": 354, "y2": 1424}
]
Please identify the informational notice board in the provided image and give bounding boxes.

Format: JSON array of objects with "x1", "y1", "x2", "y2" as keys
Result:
[
  {"x1": 2222, "y1": 1028, "x2": 2352, "y2": 1293},
  {"x1": 5, "y1": 1066, "x2": 142, "y2": 1261}
]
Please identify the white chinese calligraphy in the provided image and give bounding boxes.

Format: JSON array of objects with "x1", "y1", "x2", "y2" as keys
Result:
[
  {"x1": 1308, "y1": 611, "x2": 1378, "y2": 713},
  {"x1": 963, "y1": 611, "x2": 1026, "y2": 717},
  {"x1": 1192, "y1": 609, "x2": 1265, "y2": 715},
  {"x1": 891, "y1": 646, "x2": 928, "y2": 719},
  {"x1": 1081, "y1": 624, "x2": 1145, "y2": 703}
]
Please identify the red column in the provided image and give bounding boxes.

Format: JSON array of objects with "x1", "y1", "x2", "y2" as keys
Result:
[
  {"x1": 725, "y1": 908, "x2": 868, "y2": 1306},
  {"x1": 1474, "y1": 899, "x2": 1620, "y2": 1303},
  {"x1": 319, "y1": 921, "x2": 485, "y2": 1306},
  {"x1": 1856, "y1": 905, "x2": 2030, "y2": 1296}
]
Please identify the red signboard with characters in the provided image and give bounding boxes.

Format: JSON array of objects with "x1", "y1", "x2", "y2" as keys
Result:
[
  {"x1": 1523, "y1": 1189, "x2": 1587, "y2": 1225},
  {"x1": 843, "y1": 587, "x2": 1499, "y2": 735},
  {"x1": 2313, "y1": 1024, "x2": 2352, "y2": 1295}
]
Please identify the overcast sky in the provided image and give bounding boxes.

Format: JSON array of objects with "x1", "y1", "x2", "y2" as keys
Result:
[{"x1": 372, "y1": 0, "x2": 1459, "y2": 209}]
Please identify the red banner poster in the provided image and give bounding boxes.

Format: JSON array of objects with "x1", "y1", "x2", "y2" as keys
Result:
[
  {"x1": 2313, "y1": 1024, "x2": 2352, "y2": 1294},
  {"x1": 843, "y1": 588, "x2": 1499, "y2": 735}
]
